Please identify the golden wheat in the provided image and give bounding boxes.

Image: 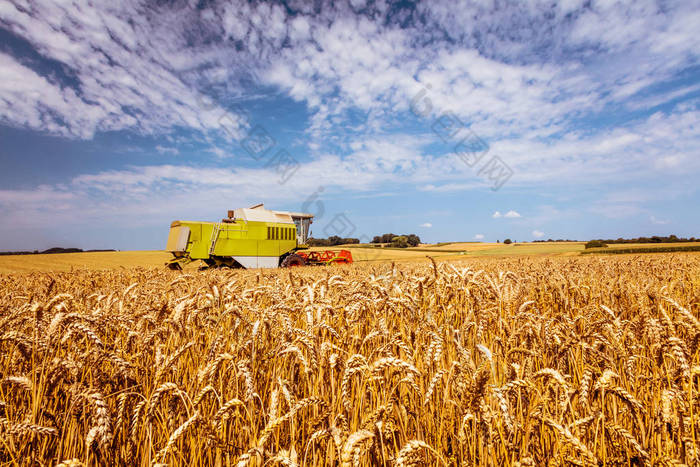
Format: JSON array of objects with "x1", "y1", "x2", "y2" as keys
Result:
[{"x1": 0, "y1": 254, "x2": 698, "y2": 465}]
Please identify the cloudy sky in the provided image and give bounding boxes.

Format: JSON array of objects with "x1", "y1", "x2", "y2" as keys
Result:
[{"x1": 1, "y1": 0, "x2": 699, "y2": 250}]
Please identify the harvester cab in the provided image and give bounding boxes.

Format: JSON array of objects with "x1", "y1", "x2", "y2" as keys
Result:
[
  {"x1": 292, "y1": 215, "x2": 312, "y2": 245},
  {"x1": 165, "y1": 204, "x2": 352, "y2": 270}
]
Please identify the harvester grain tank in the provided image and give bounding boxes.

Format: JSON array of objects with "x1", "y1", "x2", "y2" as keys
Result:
[{"x1": 165, "y1": 204, "x2": 353, "y2": 269}]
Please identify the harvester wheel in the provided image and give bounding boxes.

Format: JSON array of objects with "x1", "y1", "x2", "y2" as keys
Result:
[{"x1": 281, "y1": 254, "x2": 306, "y2": 267}]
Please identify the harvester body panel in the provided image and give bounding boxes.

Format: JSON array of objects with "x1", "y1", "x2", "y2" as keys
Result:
[{"x1": 166, "y1": 225, "x2": 190, "y2": 252}]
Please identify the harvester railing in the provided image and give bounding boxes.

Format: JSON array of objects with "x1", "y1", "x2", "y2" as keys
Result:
[{"x1": 209, "y1": 223, "x2": 222, "y2": 255}]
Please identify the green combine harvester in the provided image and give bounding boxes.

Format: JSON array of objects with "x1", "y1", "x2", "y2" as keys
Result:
[{"x1": 165, "y1": 203, "x2": 353, "y2": 269}]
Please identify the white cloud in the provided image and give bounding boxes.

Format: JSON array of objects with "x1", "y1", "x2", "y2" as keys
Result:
[
  {"x1": 650, "y1": 215, "x2": 669, "y2": 225},
  {"x1": 532, "y1": 230, "x2": 544, "y2": 238},
  {"x1": 0, "y1": 186, "x2": 75, "y2": 205},
  {"x1": 504, "y1": 210, "x2": 521, "y2": 218},
  {"x1": 419, "y1": 182, "x2": 480, "y2": 193},
  {"x1": 0, "y1": 152, "x2": 467, "y2": 233},
  {"x1": 488, "y1": 106, "x2": 700, "y2": 186},
  {"x1": 474, "y1": 233, "x2": 484, "y2": 240},
  {"x1": 626, "y1": 83, "x2": 700, "y2": 111},
  {"x1": 1, "y1": 0, "x2": 698, "y2": 157},
  {"x1": 0, "y1": 52, "x2": 105, "y2": 139},
  {"x1": 420, "y1": 222, "x2": 432, "y2": 228},
  {"x1": 0, "y1": 1, "x2": 248, "y2": 140},
  {"x1": 155, "y1": 146, "x2": 179, "y2": 156},
  {"x1": 251, "y1": 1, "x2": 700, "y2": 191},
  {"x1": 0, "y1": 0, "x2": 697, "y2": 184},
  {"x1": 492, "y1": 211, "x2": 502, "y2": 218},
  {"x1": 590, "y1": 204, "x2": 644, "y2": 219}
]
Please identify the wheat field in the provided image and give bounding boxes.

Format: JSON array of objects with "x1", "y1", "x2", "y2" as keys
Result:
[{"x1": 1, "y1": 254, "x2": 699, "y2": 466}]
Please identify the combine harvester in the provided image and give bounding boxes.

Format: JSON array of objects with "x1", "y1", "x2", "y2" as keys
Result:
[{"x1": 165, "y1": 203, "x2": 353, "y2": 269}]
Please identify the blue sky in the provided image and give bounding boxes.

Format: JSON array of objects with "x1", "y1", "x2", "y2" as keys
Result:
[{"x1": 0, "y1": 0, "x2": 699, "y2": 250}]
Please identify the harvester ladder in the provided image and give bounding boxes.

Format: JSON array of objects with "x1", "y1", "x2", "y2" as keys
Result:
[{"x1": 209, "y1": 223, "x2": 222, "y2": 255}]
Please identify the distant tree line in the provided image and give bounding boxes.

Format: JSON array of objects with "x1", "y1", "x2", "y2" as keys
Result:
[
  {"x1": 533, "y1": 239, "x2": 580, "y2": 242},
  {"x1": 307, "y1": 236, "x2": 360, "y2": 247},
  {"x1": 585, "y1": 235, "x2": 698, "y2": 249},
  {"x1": 308, "y1": 233, "x2": 422, "y2": 248},
  {"x1": 590, "y1": 235, "x2": 698, "y2": 244},
  {"x1": 371, "y1": 233, "x2": 421, "y2": 248},
  {"x1": 0, "y1": 248, "x2": 116, "y2": 256}
]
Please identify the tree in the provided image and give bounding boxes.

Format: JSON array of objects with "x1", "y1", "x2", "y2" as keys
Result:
[
  {"x1": 406, "y1": 234, "x2": 421, "y2": 247},
  {"x1": 372, "y1": 233, "x2": 420, "y2": 245},
  {"x1": 308, "y1": 236, "x2": 360, "y2": 246},
  {"x1": 391, "y1": 236, "x2": 409, "y2": 248},
  {"x1": 503, "y1": 238, "x2": 512, "y2": 244}
]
